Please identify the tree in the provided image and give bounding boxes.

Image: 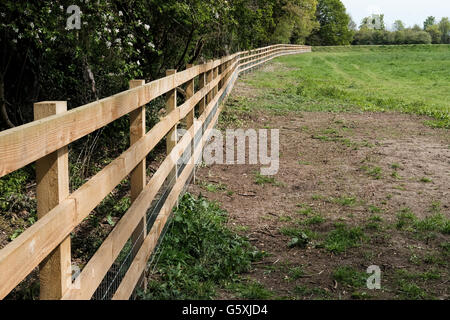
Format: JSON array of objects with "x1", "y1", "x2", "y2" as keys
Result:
[
  {"x1": 412, "y1": 24, "x2": 422, "y2": 32},
  {"x1": 423, "y1": 16, "x2": 435, "y2": 30},
  {"x1": 425, "y1": 24, "x2": 442, "y2": 44},
  {"x1": 270, "y1": 0, "x2": 319, "y2": 44},
  {"x1": 307, "y1": 0, "x2": 353, "y2": 45},
  {"x1": 438, "y1": 17, "x2": 450, "y2": 44},
  {"x1": 393, "y1": 20, "x2": 405, "y2": 31}
]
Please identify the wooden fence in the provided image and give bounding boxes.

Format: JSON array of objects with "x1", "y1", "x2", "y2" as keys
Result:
[{"x1": 0, "y1": 44, "x2": 311, "y2": 300}]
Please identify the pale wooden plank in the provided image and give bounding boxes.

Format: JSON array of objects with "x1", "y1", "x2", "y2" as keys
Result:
[
  {"x1": 34, "y1": 101, "x2": 72, "y2": 300},
  {"x1": 129, "y1": 80, "x2": 147, "y2": 291}
]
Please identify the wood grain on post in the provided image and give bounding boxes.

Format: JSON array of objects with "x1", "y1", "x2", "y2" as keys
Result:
[
  {"x1": 214, "y1": 66, "x2": 219, "y2": 96},
  {"x1": 206, "y1": 61, "x2": 213, "y2": 105},
  {"x1": 166, "y1": 69, "x2": 178, "y2": 186},
  {"x1": 34, "y1": 101, "x2": 71, "y2": 300},
  {"x1": 129, "y1": 79, "x2": 147, "y2": 290},
  {"x1": 185, "y1": 65, "x2": 196, "y2": 183},
  {"x1": 185, "y1": 65, "x2": 195, "y2": 130},
  {"x1": 198, "y1": 71, "x2": 206, "y2": 115}
]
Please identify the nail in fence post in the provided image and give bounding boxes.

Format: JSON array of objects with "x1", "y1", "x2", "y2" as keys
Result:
[{"x1": 34, "y1": 101, "x2": 71, "y2": 300}]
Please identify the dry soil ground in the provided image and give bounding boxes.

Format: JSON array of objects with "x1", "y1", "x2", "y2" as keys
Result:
[{"x1": 187, "y1": 72, "x2": 450, "y2": 300}]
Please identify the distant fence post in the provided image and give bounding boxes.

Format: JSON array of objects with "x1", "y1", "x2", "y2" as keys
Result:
[
  {"x1": 198, "y1": 68, "x2": 206, "y2": 116},
  {"x1": 206, "y1": 61, "x2": 213, "y2": 106},
  {"x1": 213, "y1": 64, "x2": 219, "y2": 97},
  {"x1": 186, "y1": 64, "x2": 195, "y2": 182},
  {"x1": 34, "y1": 101, "x2": 71, "y2": 300},
  {"x1": 185, "y1": 65, "x2": 195, "y2": 130},
  {"x1": 129, "y1": 79, "x2": 147, "y2": 290},
  {"x1": 166, "y1": 69, "x2": 178, "y2": 189}
]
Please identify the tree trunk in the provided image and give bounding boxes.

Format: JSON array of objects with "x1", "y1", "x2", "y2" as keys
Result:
[{"x1": 0, "y1": 75, "x2": 15, "y2": 128}]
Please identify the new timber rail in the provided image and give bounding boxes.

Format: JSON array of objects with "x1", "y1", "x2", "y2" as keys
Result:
[{"x1": 0, "y1": 44, "x2": 311, "y2": 300}]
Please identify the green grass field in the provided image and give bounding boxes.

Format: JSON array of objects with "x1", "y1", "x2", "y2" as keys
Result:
[{"x1": 244, "y1": 45, "x2": 450, "y2": 128}]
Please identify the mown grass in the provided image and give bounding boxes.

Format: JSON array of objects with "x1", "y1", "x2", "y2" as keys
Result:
[{"x1": 242, "y1": 45, "x2": 450, "y2": 128}]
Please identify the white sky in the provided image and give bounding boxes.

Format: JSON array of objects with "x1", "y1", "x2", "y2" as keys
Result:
[{"x1": 341, "y1": 0, "x2": 450, "y2": 30}]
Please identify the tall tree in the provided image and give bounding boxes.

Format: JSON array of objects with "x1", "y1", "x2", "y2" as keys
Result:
[
  {"x1": 393, "y1": 20, "x2": 405, "y2": 31},
  {"x1": 270, "y1": 0, "x2": 319, "y2": 44},
  {"x1": 307, "y1": 0, "x2": 353, "y2": 45},
  {"x1": 438, "y1": 17, "x2": 450, "y2": 44},
  {"x1": 425, "y1": 24, "x2": 442, "y2": 44},
  {"x1": 423, "y1": 16, "x2": 435, "y2": 30}
]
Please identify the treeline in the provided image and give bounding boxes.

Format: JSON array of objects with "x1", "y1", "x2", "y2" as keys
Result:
[
  {"x1": 0, "y1": 0, "x2": 321, "y2": 129},
  {"x1": 353, "y1": 15, "x2": 450, "y2": 45},
  {"x1": 1, "y1": 1, "x2": 448, "y2": 130}
]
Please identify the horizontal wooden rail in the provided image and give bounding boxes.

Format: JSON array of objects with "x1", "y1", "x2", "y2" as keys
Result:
[{"x1": 0, "y1": 44, "x2": 311, "y2": 300}]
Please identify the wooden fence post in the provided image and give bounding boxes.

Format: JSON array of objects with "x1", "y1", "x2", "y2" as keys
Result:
[
  {"x1": 186, "y1": 65, "x2": 195, "y2": 182},
  {"x1": 218, "y1": 63, "x2": 223, "y2": 91},
  {"x1": 185, "y1": 65, "x2": 195, "y2": 130},
  {"x1": 213, "y1": 66, "x2": 219, "y2": 97},
  {"x1": 129, "y1": 79, "x2": 147, "y2": 290},
  {"x1": 206, "y1": 61, "x2": 213, "y2": 105},
  {"x1": 166, "y1": 70, "x2": 178, "y2": 188},
  {"x1": 34, "y1": 101, "x2": 71, "y2": 300},
  {"x1": 198, "y1": 69, "x2": 206, "y2": 116}
]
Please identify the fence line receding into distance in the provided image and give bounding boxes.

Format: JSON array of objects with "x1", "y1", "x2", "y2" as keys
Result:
[{"x1": 0, "y1": 44, "x2": 311, "y2": 300}]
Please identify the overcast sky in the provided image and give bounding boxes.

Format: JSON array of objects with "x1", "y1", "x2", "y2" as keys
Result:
[{"x1": 341, "y1": 0, "x2": 450, "y2": 30}]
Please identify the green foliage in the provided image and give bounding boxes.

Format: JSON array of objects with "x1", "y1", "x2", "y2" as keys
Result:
[
  {"x1": 288, "y1": 266, "x2": 305, "y2": 280},
  {"x1": 324, "y1": 223, "x2": 365, "y2": 253},
  {"x1": 423, "y1": 16, "x2": 436, "y2": 31},
  {"x1": 0, "y1": 169, "x2": 30, "y2": 211},
  {"x1": 439, "y1": 18, "x2": 450, "y2": 44},
  {"x1": 302, "y1": 214, "x2": 326, "y2": 225},
  {"x1": 395, "y1": 208, "x2": 449, "y2": 235},
  {"x1": 139, "y1": 193, "x2": 256, "y2": 300},
  {"x1": 229, "y1": 280, "x2": 273, "y2": 299},
  {"x1": 332, "y1": 266, "x2": 366, "y2": 287},
  {"x1": 396, "y1": 208, "x2": 418, "y2": 230},
  {"x1": 254, "y1": 172, "x2": 283, "y2": 186},
  {"x1": 294, "y1": 285, "x2": 330, "y2": 299},
  {"x1": 245, "y1": 45, "x2": 450, "y2": 129},
  {"x1": 353, "y1": 29, "x2": 432, "y2": 45},
  {"x1": 308, "y1": 0, "x2": 353, "y2": 45}
]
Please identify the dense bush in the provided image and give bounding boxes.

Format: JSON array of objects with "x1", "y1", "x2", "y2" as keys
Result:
[{"x1": 353, "y1": 29, "x2": 432, "y2": 45}]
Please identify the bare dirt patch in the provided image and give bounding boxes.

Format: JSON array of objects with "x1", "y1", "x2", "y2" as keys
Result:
[{"x1": 187, "y1": 80, "x2": 450, "y2": 300}]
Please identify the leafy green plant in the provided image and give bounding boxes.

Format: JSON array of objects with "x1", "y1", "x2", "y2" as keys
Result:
[
  {"x1": 288, "y1": 266, "x2": 305, "y2": 280},
  {"x1": 139, "y1": 193, "x2": 257, "y2": 300},
  {"x1": 324, "y1": 223, "x2": 365, "y2": 253},
  {"x1": 254, "y1": 172, "x2": 283, "y2": 187},
  {"x1": 333, "y1": 266, "x2": 367, "y2": 288},
  {"x1": 396, "y1": 208, "x2": 417, "y2": 230},
  {"x1": 230, "y1": 280, "x2": 273, "y2": 300}
]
